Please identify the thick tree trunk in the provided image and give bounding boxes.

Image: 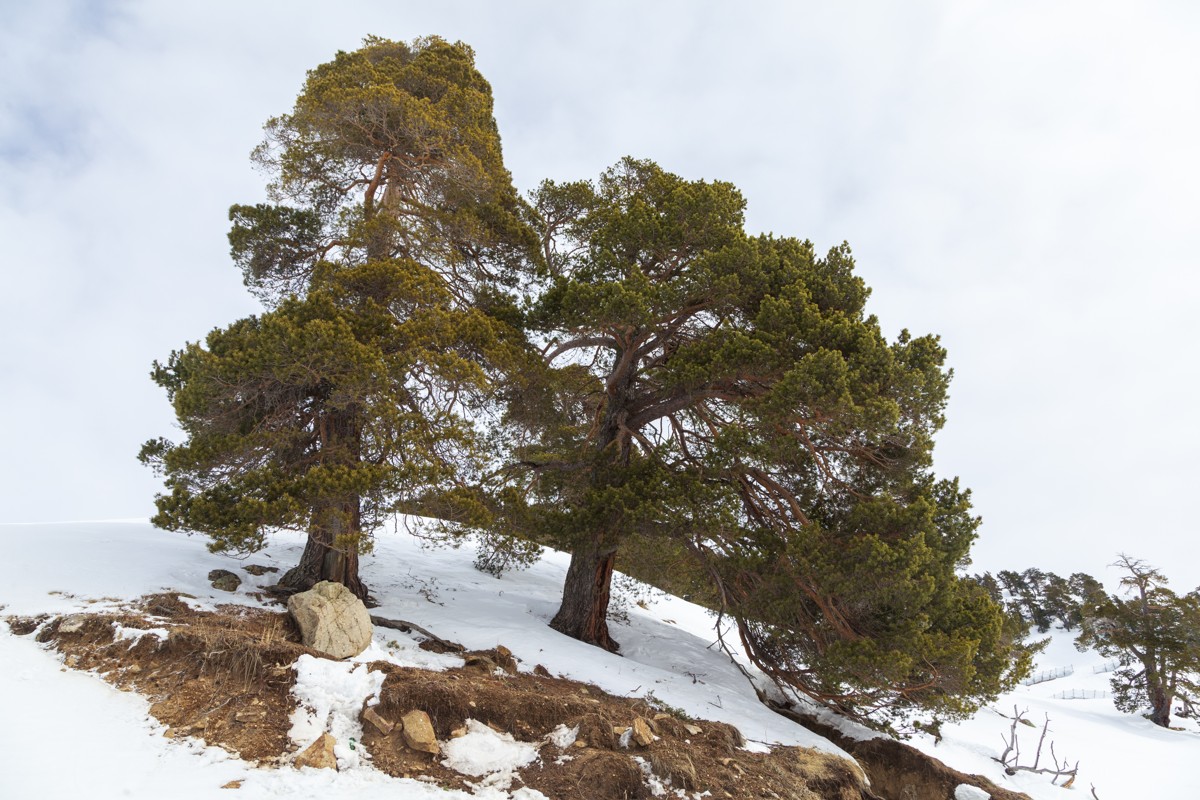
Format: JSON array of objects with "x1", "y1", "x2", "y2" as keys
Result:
[
  {"x1": 280, "y1": 405, "x2": 370, "y2": 601},
  {"x1": 548, "y1": 348, "x2": 635, "y2": 652},
  {"x1": 279, "y1": 500, "x2": 370, "y2": 601},
  {"x1": 550, "y1": 533, "x2": 620, "y2": 652},
  {"x1": 1149, "y1": 682, "x2": 1173, "y2": 728}
]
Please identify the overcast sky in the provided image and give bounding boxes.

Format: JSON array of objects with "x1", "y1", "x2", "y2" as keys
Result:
[{"x1": 4, "y1": 1, "x2": 1199, "y2": 590}]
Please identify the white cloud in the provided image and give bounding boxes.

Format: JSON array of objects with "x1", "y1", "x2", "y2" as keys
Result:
[{"x1": 2, "y1": 0, "x2": 1197, "y2": 587}]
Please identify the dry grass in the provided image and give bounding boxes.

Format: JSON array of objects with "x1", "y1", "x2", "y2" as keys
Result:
[{"x1": 9, "y1": 596, "x2": 874, "y2": 799}]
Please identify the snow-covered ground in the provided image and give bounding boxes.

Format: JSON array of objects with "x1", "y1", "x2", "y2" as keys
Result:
[{"x1": 0, "y1": 521, "x2": 1196, "y2": 799}]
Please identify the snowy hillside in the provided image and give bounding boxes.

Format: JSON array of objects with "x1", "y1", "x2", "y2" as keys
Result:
[{"x1": 1, "y1": 521, "x2": 1196, "y2": 799}]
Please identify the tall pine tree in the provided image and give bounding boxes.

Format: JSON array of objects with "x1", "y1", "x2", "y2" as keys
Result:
[{"x1": 142, "y1": 37, "x2": 533, "y2": 598}]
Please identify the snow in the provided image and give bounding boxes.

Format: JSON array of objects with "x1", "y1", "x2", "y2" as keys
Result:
[
  {"x1": 441, "y1": 719, "x2": 541, "y2": 778},
  {"x1": 113, "y1": 622, "x2": 170, "y2": 643},
  {"x1": 955, "y1": 785, "x2": 991, "y2": 800},
  {"x1": 1, "y1": 520, "x2": 1198, "y2": 799},
  {"x1": 288, "y1": 655, "x2": 386, "y2": 769},
  {"x1": 545, "y1": 723, "x2": 579, "y2": 749},
  {"x1": 905, "y1": 626, "x2": 1200, "y2": 799}
]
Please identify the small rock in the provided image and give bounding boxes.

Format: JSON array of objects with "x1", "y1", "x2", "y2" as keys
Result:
[
  {"x1": 126, "y1": 664, "x2": 142, "y2": 674},
  {"x1": 533, "y1": 664, "x2": 551, "y2": 677},
  {"x1": 235, "y1": 706, "x2": 267, "y2": 723},
  {"x1": 613, "y1": 726, "x2": 630, "y2": 736},
  {"x1": 242, "y1": 564, "x2": 278, "y2": 576},
  {"x1": 573, "y1": 739, "x2": 587, "y2": 748},
  {"x1": 631, "y1": 717, "x2": 655, "y2": 747},
  {"x1": 683, "y1": 724, "x2": 703, "y2": 736},
  {"x1": 221, "y1": 780, "x2": 243, "y2": 789},
  {"x1": 362, "y1": 706, "x2": 394, "y2": 735},
  {"x1": 653, "y1": 712, "x2": 672, "y2": 721},
  {"x1": 450, "y1": 725, "x2": 468, "y2": 738},
  {"x1": 493, "y1": 645, "x2": 518, "y2": 673},
  {"x1": 294, "y1": 732, "x2": 337, "y2": 770},
  {"x1": 465, "y1": 654, "x2": 498, "y2": 672},
  {"x1": 208, "y1": 569, "x2": 242, "y2": 592},
  {"x1": 58, "y1": 614, "x2": 90, "y2": 634},
  {"x1": 401, "y1": 710, "x2": 439, "y2": 755}
]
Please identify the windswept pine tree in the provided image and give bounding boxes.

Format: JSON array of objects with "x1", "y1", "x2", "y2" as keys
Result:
[
  {"x1": 1077, "y1": 555, "x2": 1200, "y2": 727},
  {"x1": 499, "y1": 158, "x2": 1023, "y2": 717},
  {"x1": 141, "y1": 37, "x2": 534, "y2": 599}
]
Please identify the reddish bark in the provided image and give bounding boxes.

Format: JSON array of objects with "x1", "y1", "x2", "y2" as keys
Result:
[{"x1": 550, "y1": 536, "x2": 619, "y2": 652}]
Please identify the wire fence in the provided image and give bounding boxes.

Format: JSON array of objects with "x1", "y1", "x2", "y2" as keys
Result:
[
  {"x1": 1052, "y1": 689, "x2": 1109, "y2": 700},
  {"x1": 1092, "y1": 660, "x2": 1120, "y2": 674},
  {"x1": 1020, "y1": 665, "x2": 1074, "y2": 686}
]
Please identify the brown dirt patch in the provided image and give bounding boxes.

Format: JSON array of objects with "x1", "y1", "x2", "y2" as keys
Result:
[
  {"x1": 769, "y1": 701, "x2": 1033, "y2": 800},
  {"x1": 8, "y1": 598, "x2": 872, "y2": 799}
]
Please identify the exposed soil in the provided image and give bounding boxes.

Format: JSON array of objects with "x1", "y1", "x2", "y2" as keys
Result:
[
  {"x1": 766, "y1": 701, "x2": 1033, "y2": 800},
  {"x1": 7, "y1": 596, "x2": 872, "y2": 800}
]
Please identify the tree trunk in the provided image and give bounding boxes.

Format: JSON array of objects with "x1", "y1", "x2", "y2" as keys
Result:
[
  {"x1": 550, "y1": 533, "x2": 620, "y2": 652},
  {"x1": 279, "y1": 500, "x2": 370, "y2": 601},
  {"x1": 1149, "y1": 682, "x2": 1173, "y2": 728},
  {"x1": 548, "y1": 348, "x2": 635, "y2": 652},
  {"x1": 280, "y1": 405, "x2": 369, "y2": 601}
]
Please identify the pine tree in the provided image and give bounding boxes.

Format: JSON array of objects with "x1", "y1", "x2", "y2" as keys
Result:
[
  {"x1": 1077, "y1": 555, "x2": 1200, "y2": 727},
  {"x1": 498, "y1": 158, "x2": 1022, "y2": 717},
  {"x1": 142, "y1": 37, "x2": 532, "y2": 598}
]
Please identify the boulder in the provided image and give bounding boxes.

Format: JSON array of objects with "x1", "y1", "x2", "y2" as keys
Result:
[
  {"x1": 242, "y1": 564, "x2": 278, "y2": 576},
  {"x1": 287, "y1": 581, "x2": 372, "y2": 659},
  {"x1": 294, "y1": 732, "x2": 337, "y2": 770},
  {"x1": 208, "y1": 569, "x2": 242, "y2": 592},
  {"x1": 401, "y1": 710, "x2": 440, "y2": 755}
]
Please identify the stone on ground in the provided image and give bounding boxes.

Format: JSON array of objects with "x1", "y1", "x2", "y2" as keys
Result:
[
  {"x1": 401, "y1": 709, "x2": 440, "y2": 754},
  {"x1": 287, "y1": 581, "x2": 372, "y2": 659},
  {"x1": 632, "y1": 717, "x2": 655, "y2": 747},
  {"x1": 208, "y1": 569, "x2": 242, "y2": 592},
  {"x1": 294, "y1": 732, "x2": 338, "y2": 770},
  {"x1": 362, "y1": 705, "x2": 394, "y2": 735}
]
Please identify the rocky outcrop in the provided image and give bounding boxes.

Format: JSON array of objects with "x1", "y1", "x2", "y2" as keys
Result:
[{"x1": 287, "y1": 581, "x2": 372, "y2": 659}]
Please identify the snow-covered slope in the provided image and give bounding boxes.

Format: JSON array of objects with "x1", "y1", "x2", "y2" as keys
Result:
[{"x1": 1, "y1": 521, "x2": 1196, "y2": 799}]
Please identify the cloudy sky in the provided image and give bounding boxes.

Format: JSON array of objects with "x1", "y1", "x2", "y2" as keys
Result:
[{"x1": 4, "y1": 1, "x2": 1199, "y2": 589}]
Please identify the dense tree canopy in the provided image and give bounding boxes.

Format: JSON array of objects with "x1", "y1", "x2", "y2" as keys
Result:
[
  {"x1": 491, "y1": 158, "x2": 1023, "y2": 717},
  {"x1": 142, "y1": 36, "x2": 532, "y2": 598}
]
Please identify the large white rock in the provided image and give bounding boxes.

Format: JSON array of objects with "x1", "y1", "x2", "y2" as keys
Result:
[{"x1": 287, "y1": 581, "x2": 373, "y2": 659}]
